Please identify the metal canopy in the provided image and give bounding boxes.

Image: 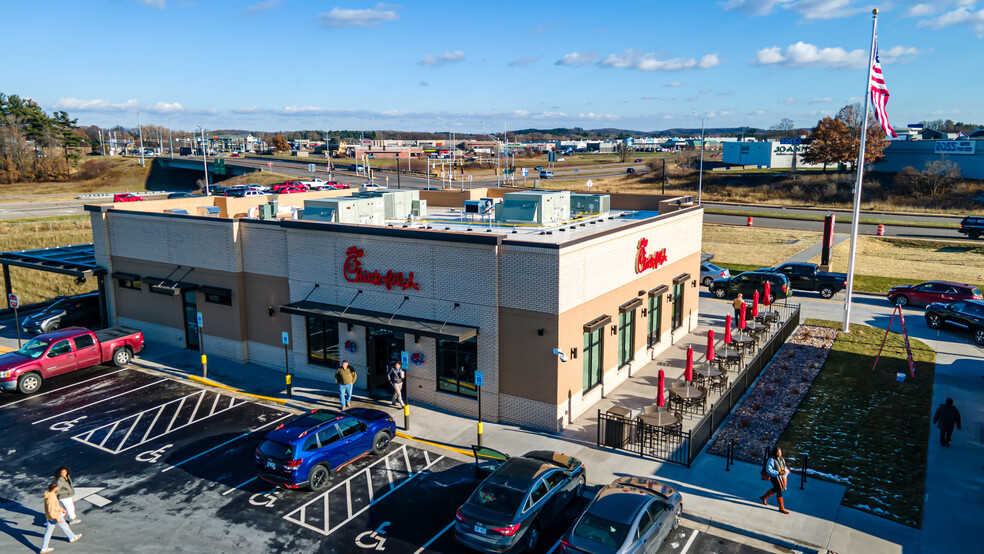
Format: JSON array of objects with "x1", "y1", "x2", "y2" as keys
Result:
[
  {"x1": 0, "y1": 243, "x2": 105, "y2": 278},
  {"x1": 280, "y1": 300, "x2": 478, "y2": 342}
]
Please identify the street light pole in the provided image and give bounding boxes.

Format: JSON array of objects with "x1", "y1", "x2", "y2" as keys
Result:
[
  {"x1": 197, "y1": 125, "x2": 209, "y2": 195},
  {"x1": 694, "y1": 111, "x2": 705, "y2": 204},
  {"x1": 137, "y1": 112, "x2": 145, "y2": 167}
]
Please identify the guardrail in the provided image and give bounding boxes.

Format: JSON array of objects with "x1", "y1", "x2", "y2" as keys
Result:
[
  {"x1": 76, "y1": 191, "x2": 170, "y2": 199},
  {"x1": 597, "y1": 302, "x2": 802, "y2": 467}
]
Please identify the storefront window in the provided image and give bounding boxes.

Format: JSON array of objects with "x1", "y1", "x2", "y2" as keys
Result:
[
  {"x1": 618, "y1": 310, "x2": 635, "y2": 367},
  {"x1": 582, "y1": 328, "x2": 603, "y2": 392},
  {"x1": 672, "y1": 282, "x2": 685, "y2": 330},
  {"x1": 647, "y1": 294, "x2": 662, "y2": 347},
  {"x1": 437, "y1": 337, "x2": 478, "y2": 398},
  {"x1": 307, "y1": 317, "x2": 340, "y2": 368}
]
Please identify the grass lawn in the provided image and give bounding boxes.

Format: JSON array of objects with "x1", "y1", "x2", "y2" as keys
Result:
[
  {"x1": 1, "y1": 217, "x2": 97, "y2": 306},
  {"x1": 703, "y1": 207, "x2": 958, "y2": 230},
  {"x1": 778, "y1": 319, "x2": 935, "y2": 528}
]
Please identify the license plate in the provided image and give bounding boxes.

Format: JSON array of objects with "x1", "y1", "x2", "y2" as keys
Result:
[
  {"x1": 474, "y1": 524, "x2": 486, "y2": 535},
  {"x1": 266, "y1": 460, "x2": 276, "y2": 470}
]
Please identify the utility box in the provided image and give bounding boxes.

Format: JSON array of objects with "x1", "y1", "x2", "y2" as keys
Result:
[
  {"x1": 259, "y1": 201, "x2": 278, "y2": 220},
  {"x1": 353, "y1": 189, "x2": 419, "y2": 219},
  {"x1": 303, "y1": 196, "x2": 384, "y2": 225},
  {"x1": 410, "y1": 199, "x2": 427, "y2": 218},
  {"x1": 571, "y1": 194, "x2": 610, "y2": 215},
  {"x1": 495, "y1": 190, "x2": 570, "y2": 225}
]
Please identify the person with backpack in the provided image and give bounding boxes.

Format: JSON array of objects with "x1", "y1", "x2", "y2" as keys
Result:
[
  {"x1": 760, "y1": 446, "x2": 791, "y2": 514},
  {"x1": 388, "y1": 361, "x2": 405, "y2": 408}
]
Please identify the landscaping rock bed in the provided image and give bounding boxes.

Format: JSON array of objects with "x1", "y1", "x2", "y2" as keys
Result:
[{"x1": 708, "y1": 324, "x2": 839, "y2": 463}]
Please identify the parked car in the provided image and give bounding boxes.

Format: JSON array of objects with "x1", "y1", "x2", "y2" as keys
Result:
[
  {"x1": 271, "y1": 183, "x2": 304, "y2": 194},
  {"x1": 230, "y1": 153, "x2": 242, "y2": 157},
  {"x1": 347, "y1": 164, "x2": 365, "y2": 172},
  {"x1": 455, "y1": 446, "x2": 585, "y2": 553},
  {"x1": 560, "y1": 476, "x2": 683, "y2": 554},
  {"x1": 709, "y1": 272, "x2": 791, "y2": 303},
  {"x1": 957, "y1": 216, "x2": 984, "y2": 240},
  {"x1": 699, "y1": 262, "x2": 731, "y2": 287},
  {"x1": 535, "y1": 166, "x2": 544, "y2": 171},
  {"x1": 539, "y1": 170, "x2": 555, "y2": 179},
  {"x1": 226, "y1": 189, "x2": 268, "y2": 198},
  {"x1": 21, "y1": 293, "x2": 100, "y2": 334},
  {"x1": 326, "y1": 181, "x2": 350, "y2": 189},
  {"x1": 925, "y1": 299, "x2": 984, "y2": 346},
  {"x1": 201, "y1": 184, "x2": 226, "y2": 195},
  {"x1": 275, "y1": 186, "x2": 305, "y2": 194},
  {"x1": 113, "y1": 193, "x2": 143, "y2": 202},
  {"x1": 361, "y1": 183, "x2": 387, "y2": 191},
  {"x1": 634, "y1": 159, "x2": 643, "y2": 163},
  {"x1": 886, "y1": 281, "x2": 982, "y2": 307},
  {"x1": 0, "y1": 327, "x2": 144, "y2": 394},
  {"x1": 167, "y1": 192, "x2": 194, "y2": 199},
  {"x1": 255, "y1": 408, "x2": 395, "y2": 491},
  {"x1": 755, "y1": 263, "x2": 847, "y2": 299},
  {"x1": 626, "y1": 167, "x2": 635, "y2": 174}
]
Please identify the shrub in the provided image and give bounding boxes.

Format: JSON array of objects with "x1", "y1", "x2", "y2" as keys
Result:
[{"x1": 78, "y1": 159, "x2": 112, "y2": 180}]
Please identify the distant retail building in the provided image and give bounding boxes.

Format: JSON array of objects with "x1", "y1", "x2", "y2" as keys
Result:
[
  {"x1": 722, "y1": 141, "x2": 823, "y2": 169},
  {"x1": 872, "y1": 140, "x2": 984, "y2": 180}
]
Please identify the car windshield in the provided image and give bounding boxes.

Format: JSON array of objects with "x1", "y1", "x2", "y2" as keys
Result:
[
  {"x1": 469, "y1": 480, "x2": 527, "y2": 515},
  {"x1": 258, "y1": 440, "x2": 293, "y2": 460},
  {"x1": 971, "y1": 288, "x2": 981, "y2": 297},
  {"x1": 573, "y1": 513, "x2": 630, "y2": 550},
  {"x1": 40, "y1": 299, "x2": 71, "y2": 314},
  {"x1": 16, "y1": 338, "x2": 50, "y2": 360}
]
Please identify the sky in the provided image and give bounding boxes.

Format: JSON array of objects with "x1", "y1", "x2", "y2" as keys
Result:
[{"x1": 6, "y1": 0, "x2": 984, "y2": 134}]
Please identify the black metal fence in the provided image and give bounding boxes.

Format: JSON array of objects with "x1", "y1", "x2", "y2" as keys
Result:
[{"x1": 597, "y1": 303, "x2": 802, "y2": 467}]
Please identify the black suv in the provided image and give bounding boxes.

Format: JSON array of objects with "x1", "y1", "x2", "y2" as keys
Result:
[
  {"x1": 925, "y1": 299, "x2": 984, "y2": 346},
  {"x1": 21, "y1": 292, "x2": 101, "y2": 334},
  {"x1": 957, "y1": 216, "x2": 984, "y2": 240},
  {"x1": 709, "y1": 272, "x2": 791, "y2": 303}
]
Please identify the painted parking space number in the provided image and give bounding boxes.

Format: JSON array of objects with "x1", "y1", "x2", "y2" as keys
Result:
[
  {"x1": 136, "y1": 444, "x2": 173, "y2": 463},
  {"x1": 356, "y1": 521, "x2": 390, "y2": 551},
  {"x1": 50, "y1": 416, "x2": 87, "y2": 432}
]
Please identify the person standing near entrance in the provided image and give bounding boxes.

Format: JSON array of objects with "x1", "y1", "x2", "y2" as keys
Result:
[
  {"x1": 54, "y1": 467, "x2": 80, "y2": 524},
  {"x1": 760, "y1": 446, "x2": 791, "y2": 514},
  {"x1": 335, "y1": 360, "x2": 357, "y2": 410},
  {"x1": 41, "y1": 482, "x2": 81, "y2": 553},
  {"x1": 933, "y1": 397, "x2": 961, "y2": 446},
  {"x1": 388, "y1": 361, "x2": 405, "y2": 408},
  {"x1": 733, "y1": 293, "x2": 745, "y2": 324}
]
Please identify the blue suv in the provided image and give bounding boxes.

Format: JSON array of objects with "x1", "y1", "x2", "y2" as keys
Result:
[{"x1": 255, "y1": 408, "x2": 396, "y2": 491}]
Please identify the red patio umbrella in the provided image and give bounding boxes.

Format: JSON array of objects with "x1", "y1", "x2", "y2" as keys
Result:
[
  {"x1": 739, "y1": 302, "x2": 747, "y2": 330},
  {"x1": 706, "y1": 329, "x2": 715, "y2": 362},
  {"x1": 724, "y1": 314, "x2": 732, "y2": 344},
  {"x1": 685, "y1": 346, "x2": 694, "y2": 382},
  {"x1": 657, "y1": 369, "x2": 666, "y2": 407},
  {"x1": 752, "y1": 291, "x2": 760, "y2": 318},
  {"x1": 763, "y1": 281, "x2": 772, "y2": 306}
]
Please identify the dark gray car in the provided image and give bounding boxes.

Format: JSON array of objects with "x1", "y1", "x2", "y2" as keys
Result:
[
  {"x1": 455, "y1": 446, "x2": 585, "y2": 553},
  {"x1": 560, "y1": 476, "x2": 683, "y2": 554}
]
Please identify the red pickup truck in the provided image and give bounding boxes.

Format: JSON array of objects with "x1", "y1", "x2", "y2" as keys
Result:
[{"x1": 0, "y1": 327, "x2": 145, "y2": 395}]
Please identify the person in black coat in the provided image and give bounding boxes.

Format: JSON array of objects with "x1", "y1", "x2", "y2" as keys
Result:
[{"x1": 932, "y1": 398, "x2": 961, "y2": 446}]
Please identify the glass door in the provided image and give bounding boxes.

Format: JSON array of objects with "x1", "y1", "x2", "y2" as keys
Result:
[
  {"x1": 647, "y1": 294, "x2": 662, "y2": 347},
  {"x1": 671, "y1": 282, "x2": 685, "y2": 330},
  {"x1": 183, "y1": 290, "x2": 199, "y2": 350},
  {"x1": 365, "y1": 327, "x2": 405, "y2": 395}
]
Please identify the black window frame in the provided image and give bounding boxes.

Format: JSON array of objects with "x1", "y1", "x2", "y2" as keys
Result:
[
  {"x1": 647, "y1": 294, "x2": 662, "y2": 347},
  {"x1": 436, "y1": 336, "x2": 478, "y2": 399},
  {"x1": 204, "y1": 291, "x2": 232, "y2": 306},
  {"x1": 618, "y1": 309, "x2": 636, "y2": 367},
  {"x1": 583, "y1": 327, "x2": 603, "y2": 392},
  {"x1": 672, "y1": 281, "x2": 685, "y2": 330},
  {"x1": 118, "y1": 277, "x2": 141, "y2": 290},
  {"x1": 306, "y1": 317, "x2": 341, "y2": 369}
]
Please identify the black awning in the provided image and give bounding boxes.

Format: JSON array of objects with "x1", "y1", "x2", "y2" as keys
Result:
[
  {"x1": 648, "y1": 284, "x2": 668, "y2": 297},
  {"x1": 147, "y1": 277, "x2": 199, "y2": 296},
  {"x1": 672, "y1": 273, "x2": 691, "y2": 284},
  {"x1": 199, "y1": 285, "x2": 232, "y2": 297},
  {"x1": 0, "y1": 243, "x2": 106, "y2": 278},
  {"x1": 280, "y1": 300, "x2": 478, "y2": 342},
  {"x1": 583, "y1": 314, "x2": 611, "y2": 332},
  {"x1": 111, "y1": 271, "x2": 141, "y2": 281},
  {"x1": 618, "y1": 298, "x2": 643, "y2": 313}
]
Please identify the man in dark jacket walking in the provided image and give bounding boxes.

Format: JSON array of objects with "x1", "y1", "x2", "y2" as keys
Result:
[{"x1": 932, "y1": 398, "x2": 961, "y2": 446}]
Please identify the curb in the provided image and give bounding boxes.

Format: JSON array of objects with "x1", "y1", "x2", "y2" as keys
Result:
[
  {"x1": 682, "y1": 512, "x2": 824, "y2": 554},
  {"x1": 187, "y1": 375, "x2": 288, "y2": 405},
  {"x1": 394, "y1": 431, "x2": 475, "y2": 458}
]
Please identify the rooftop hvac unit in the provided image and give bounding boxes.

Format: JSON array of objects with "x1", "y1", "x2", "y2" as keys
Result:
[
  {"x1": 571, "y1": 194, "x2": 610, "y2": 215},
  {"x1": 495, "y1": 191, "x2": 570, "y2": 225},
  {"x1": 197, "y1": 206, "x2": 221, "y2": 217},
  {"x1": 463, "y1": 200, "x2": 482, "y2": 214},
  {"x1": 259, "y1": 202, "x2": 278, "y2": 220},
  {"x1": 410, "y1": 199, "x2": 427, "y2": 218},
  {"x1": 165, "y1": 209, "x2": 190, "y2": 215}
]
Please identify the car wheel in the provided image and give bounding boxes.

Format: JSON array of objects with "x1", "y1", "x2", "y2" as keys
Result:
[
  {"x1": 372, "y1": 430, "x2": 392, "y2": 455},
  {"x1": 672, "y1": 505, "x2": 682, "y2": 530},
  {"x1": 17, "y1": 373, "x2": 42, "y2": 394},
  {"x1": 819, "y1": 287, "x2": 834, "y2": 299},
  {"x1": 893, "y1": 295, "x2": 909, "y2": 307},
  {"x1": 701, "y1": 276, "x2": 713, "y2": 287},
  {"x1": 969, "y1": 231, "x2": 981, "y2": 240},
  {"x1": 43, "y1": 321, "x2": 60, "y2": 333},
  {"x1": 712, "y1": 288, "x2": 727, "y2": 299},
  {"x1": 572, "y1": 476, "x2": 585, "y2": 502},
  {"x1": 524, "y1": 524, "x2": 540, "y2": 553},
  {"x1": 974, "y1": 328, "x2": 984, "y2": 346},
  {"x1": 926, "y1": 314, "x2": 942, "y2": 329},
  {"x1": 112, "y1": 347, "x2": 132, "y2": 367},
  {"x1": 308, "y1": 464, "x2": 331, "y2": 492}
]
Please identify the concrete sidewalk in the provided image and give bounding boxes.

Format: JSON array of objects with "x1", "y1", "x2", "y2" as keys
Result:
[
  {"x1": 134, "y1": 320, "x2": 917, "y2": 554},
  {"x1": 780, "y1": 233, "x2": 850, "y2": 265}
]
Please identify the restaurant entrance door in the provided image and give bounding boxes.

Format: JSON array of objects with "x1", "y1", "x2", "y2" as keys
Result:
[{"x1": 366, "y1": 327, "x2": 405, "y2": 397}]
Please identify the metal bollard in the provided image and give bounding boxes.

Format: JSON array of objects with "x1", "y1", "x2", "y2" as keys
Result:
[{"x1": 800, "y1": 454, "x2": 809, "y2": 489}]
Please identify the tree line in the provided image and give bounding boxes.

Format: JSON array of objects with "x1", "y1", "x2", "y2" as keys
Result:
[{"x1": 0, "y1": 93, "x2": 87, "y2": 183}]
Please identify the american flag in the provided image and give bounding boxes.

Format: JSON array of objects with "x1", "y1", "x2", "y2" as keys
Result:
[{"x1": 870, "y1": 42, "x2": 897, "y2": 138}]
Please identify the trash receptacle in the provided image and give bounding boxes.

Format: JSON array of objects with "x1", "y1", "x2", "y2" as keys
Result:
[{"x1": 604, "y1": 407, "x2": 632, "y2": 448}]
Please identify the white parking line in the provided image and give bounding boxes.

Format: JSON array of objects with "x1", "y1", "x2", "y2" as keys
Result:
[
  {"x1": 680, "y1": 529, "x2": 699, "y2": 554},
  {"x1": 162, "y1": 413, "x2": 292, "y2": 473},
  {"x1": 1, "y1": 368, "x2": 129, "y2": 408},
  {"x1": 414, "y1": 520, "x2": 454, "y2": 554},
  {"x1": 32, "y1": 378, "x2": 167, "y2": 424},
  {"x1": 222, "y1": 476, "x2": 258, "y2": 496}
]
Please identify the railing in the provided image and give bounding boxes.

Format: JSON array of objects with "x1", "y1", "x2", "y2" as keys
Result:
[{"x1": 597, "y1": 303, "x2": 802, "y2": 467}]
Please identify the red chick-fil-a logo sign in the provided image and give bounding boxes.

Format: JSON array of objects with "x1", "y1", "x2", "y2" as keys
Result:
[
  {"x1": 635, "y1": 238, "x2": 668, "y2": 274},
  {"x1": 343, "y1": 246, "x2": 420, "y2": 291}
]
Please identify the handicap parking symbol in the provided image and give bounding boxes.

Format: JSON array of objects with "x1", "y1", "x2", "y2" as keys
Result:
[{"x1": 356, "y1": 521, "x2": 390, "y2": 551}]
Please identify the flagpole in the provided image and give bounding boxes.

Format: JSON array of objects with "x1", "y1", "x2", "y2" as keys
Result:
[{"x1": 842, "y1": 8, "x2": 880, "y2": 333}]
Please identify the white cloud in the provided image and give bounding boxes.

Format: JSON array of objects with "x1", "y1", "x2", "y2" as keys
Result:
[
  {"x1": 700, "y1": 88, "x2": 711, "y2": 94},
  {"x1": 916, "y1": 6, "x2": 984, "y2": 37},
  {"x1": 721, "y1": 0, "x2": 792, "y2": 16},
  {"x1": 664, "y1": 82, "x2": 687, "y2": 87},
  {"x1": 722, "y1": 0, "x2": 863, "y2": 20},
  {"x1": 751, "y1": 109, "x2": 767, "y2": 115},
  {"x1": 318, "y1": 3, "x2": 399, "y2": 28},
  {"x1": 556, "y1": 51, "x2": 599, "y2": 66},
  {"x1": 879, "y1": 45, "x2": 920, "y2": 64},
  {"x1": 129, "y1": 0, "x2": 166, "y2": 8},
  {"x1": 752, "y1": 41, "x2": 867, "y2": 69},
  {"x1": 810, "y1": 109, "x2": 835, "y2": 116},
  {"x1": 780, "y1": 97, "x2": 800, "y2": 104},
  {"x1": 906, "y1": 3, "x2": 938, "y2": 17},
  {"x1": 419, "y1": 50, "x2": 466, "y2": 67},
  {"x1": 144, "y1": 101, "x2": 187, "y2": 114},
  {"x1": 245, "y1": 0, "x2": 280, "y2": 17},
  {"x1": 577, "y1": 112, "x2": 621, "y2": 120},
  {"x1": 53, "y1": 98, "x2": 140, "y2": 112},
  {"x1": 809, "y1": 97, "x2": 833, "y2": 103},
  {"x1": 507, "y1": 55, "x2": 538, "y2": 67},
  {"x1": 596, "y1": 49, "x2": 719, "y2": 71}
]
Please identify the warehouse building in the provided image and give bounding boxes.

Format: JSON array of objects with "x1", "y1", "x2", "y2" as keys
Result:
[{"x1": 87, "y1": 188, "x2": 702, "y2": 431}]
